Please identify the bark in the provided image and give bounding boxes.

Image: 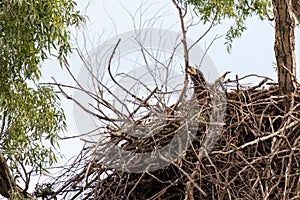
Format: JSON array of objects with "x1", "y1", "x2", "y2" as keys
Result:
[
  {"x1": 292, "y1": 0, "x2": 300, "y2": 23},
  {"x1": 0, "y1": 154, "x2": 35, "y2": 199},
  {"x1": 0, "y1": 154, "x2": 14, "y2": 198},
  {"x1": 272, "y1": 0, "x2": 297, "y2": 110}
]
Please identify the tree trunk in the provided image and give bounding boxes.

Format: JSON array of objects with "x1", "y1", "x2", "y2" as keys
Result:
[
  {"x1": 272, "y1": 0, "x2": 297, "y2": 110},
  {"x1": 0, "y1": 154, "x2": 35, "y2": 199},
  {"x1": 0, "y1": 154, "x2": 14, "y2": 198},
  {"x1": 292, "y1": 0, "x2": 300, "y2": 23}
]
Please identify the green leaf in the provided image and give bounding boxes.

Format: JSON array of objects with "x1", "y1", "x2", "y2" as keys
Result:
[{"x1": 0, "y1": 0, "x2": 86, "y2": 184}]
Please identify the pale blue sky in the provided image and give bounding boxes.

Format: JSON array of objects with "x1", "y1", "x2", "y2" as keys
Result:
[{"x1": 71, "y1": 0, "x2": 300, "y2": 83}]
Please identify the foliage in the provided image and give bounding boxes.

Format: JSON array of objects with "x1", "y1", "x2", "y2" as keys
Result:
[
  {"x1": 177, "y1": 0, "x2": 272, "y2": 51},
  {"x1": 8, "y1": 189, "x2": 27, "y2": 200},
  {"x1": 0, "y1": 0, "x2": 85, "y2": 186}
]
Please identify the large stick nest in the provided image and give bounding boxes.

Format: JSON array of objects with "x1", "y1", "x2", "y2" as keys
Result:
[{"x1": 42, "y1": 72, "x2": 300, "y2": 200}]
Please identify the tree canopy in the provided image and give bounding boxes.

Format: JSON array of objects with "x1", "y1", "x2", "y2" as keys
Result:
[
  {"x1": 178, "y1": 0, "x2": 271, "y2": 50},
  {"x1": 0, "y1": 0, "x2": 84, "y2": 198},
  {"x1": 1, "y1": 0, "x2": 300, "y2": 199}
]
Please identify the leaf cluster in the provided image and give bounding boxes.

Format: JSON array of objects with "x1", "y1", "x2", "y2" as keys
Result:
[
  {"x1": 0, "y1": 0, "x2": 85, "y2": 177},
  {"x1": 177, "y1": 0, "x2": 272, "y2": 51}
]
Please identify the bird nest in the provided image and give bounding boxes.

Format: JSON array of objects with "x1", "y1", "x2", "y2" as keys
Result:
[{"x1": 42, "y1": 73, "x2": 300, "y2": 200}]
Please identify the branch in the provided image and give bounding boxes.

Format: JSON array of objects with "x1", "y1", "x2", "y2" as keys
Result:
[
  {"x1": 211, "y1": 120, "x2": 299, "y2": 155},
  {"x1": 171, "y1": 0, "x2": 190, "y2": 112}
]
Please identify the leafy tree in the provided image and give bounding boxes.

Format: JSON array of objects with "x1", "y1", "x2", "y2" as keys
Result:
[
  {"x1": 179, "y1": 0, "x2": 300, "y2": 110},
  {"x1": 0, "y1": 0, "x2": 84, "y2": 199}
]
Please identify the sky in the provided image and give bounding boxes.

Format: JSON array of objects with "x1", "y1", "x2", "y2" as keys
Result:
[
  {"x1": 38, "y1": 0, "x2": 300, "y2": 191},
  {"x1": 73, "y1": 0, "x2": 277, "y2": 77}
]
